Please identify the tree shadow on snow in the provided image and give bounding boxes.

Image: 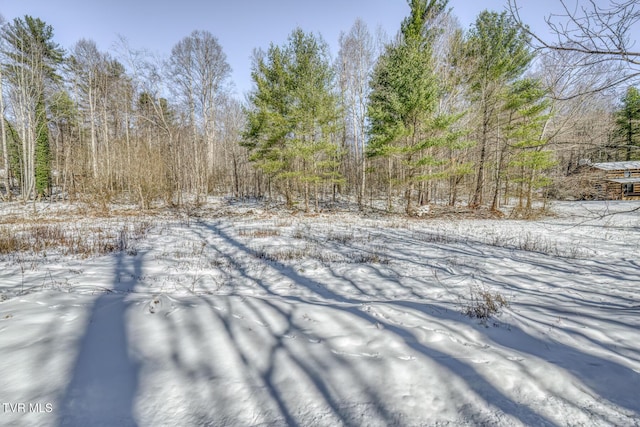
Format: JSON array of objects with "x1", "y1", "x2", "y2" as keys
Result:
[
  {"x1": 379, "y1": 226, "x2": 640, "y2": 420},
  {"x1": 57, "y1": 252, "x2": 143, "y2": 427},
  {"x1": 182, "y1": 221, "x2": 400, "y2": 426},
  {"x1": 201, "y1": 221, "x2": 560, "y2": 427}
]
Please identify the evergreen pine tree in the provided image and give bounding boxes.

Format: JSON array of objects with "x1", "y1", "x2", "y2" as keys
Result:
[
  {"x1": 615, "y1": 86, "x2": 640, "y2": 161},
  {"x1": 463, "y1": 11, "x2": 533, "y2": 208},
  {"x1": 1, "y1": 16, "x2": 63, "y2": 199},
  {"x1": 503, "y1": 78, "x2": 554, "y2": 212},
  {"x1": 367, "y1": 0, "x2": 465, "y2": 213},
  {"x1": 243, "y1": 28, "x2": 342, "y2": 210}
]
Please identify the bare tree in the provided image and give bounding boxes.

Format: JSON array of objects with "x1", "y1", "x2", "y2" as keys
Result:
[
  {"x1": 337, "y1": 19, "x2": 376, "y2": 208},
  {"x1": 69, "y1": 39, "x2": 102, "y2": 179},
  {"x1": 167, "y1": 31, "x2": 231, "y2": 197},
  {"x1": 0, "y1": 65, "x2": 9, "y2": 200},
  {"x1": 218, "y1": 95, "x2": 251, "y2": 198},
  {"x1": 508, "y1": 1, "x2": 639, "y2": 197},
  {"x1": 0, "y1": 15, "x2": 10, "y2": 200},
  {"x1": 509, "y1": 0, "x2": 640, "y2": 94}
]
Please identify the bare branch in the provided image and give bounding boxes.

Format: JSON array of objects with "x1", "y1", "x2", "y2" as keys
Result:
[{"x1": 509, "y1": 0, "x2": 640, "y2": 96}]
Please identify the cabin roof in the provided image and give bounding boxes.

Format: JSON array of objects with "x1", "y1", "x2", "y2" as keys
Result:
[
  {"x1": 607, "y1": 177, "x2": 640, "y2": 184},
  {"x1": 592, "y1": 161, "x2": 640, "y2": 171}
]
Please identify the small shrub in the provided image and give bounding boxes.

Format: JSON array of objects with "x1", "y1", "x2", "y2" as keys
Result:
[
  {"x1": 464, "y1": 288, "x2": 509, "y2": 321},
  {"x1": 292, "y1": 228, "x2": 305, "y2": 240}
]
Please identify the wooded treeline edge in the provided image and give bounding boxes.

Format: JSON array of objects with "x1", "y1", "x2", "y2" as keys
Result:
[{"x1": 1, "y1": 0, "x2": 639, "y2": 215}]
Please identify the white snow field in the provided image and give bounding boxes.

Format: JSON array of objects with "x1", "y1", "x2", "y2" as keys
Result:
[{"x1": 0, "y1": 200, "x2": 639, "y2": 426}]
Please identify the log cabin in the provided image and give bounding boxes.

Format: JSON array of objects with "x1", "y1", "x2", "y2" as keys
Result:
[{"x1": 591, "y1": 161, "x2": 640, "y2": 200}]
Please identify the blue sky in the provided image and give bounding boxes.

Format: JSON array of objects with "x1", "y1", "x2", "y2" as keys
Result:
[{"x1": 0, "y1": 0, "x2": 557, "y2": 96}]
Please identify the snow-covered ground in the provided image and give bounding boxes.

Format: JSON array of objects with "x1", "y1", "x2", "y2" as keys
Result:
[{"x1": 0, "y1": 200, "x2": 639, "y2": 426}]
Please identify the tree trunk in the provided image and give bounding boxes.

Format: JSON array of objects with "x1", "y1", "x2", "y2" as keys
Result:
[
  {"x1": 491, "y1": 145, "x2": 507, "y2": 212},
  {"x1": 89, "y1": 85, "x2": 98, "y2": 179},
  {"x1": 405, "y1": 182, "x2": 414, "y2": 215},
  {"x1": 0, "y1": 69, "x2": 10, "y2": 200},
  {"x1": 102, "y1": 104, "x2": 111, "y2": 191},
  {"x1": 232, "y1": 154, "x2": 240, "y2": 198},
  {"x1": 387, "y1": 157, "x2": 393, "y2": 212},
  {"x1": 304, "y1": 180, "x2": 310, "y2": 212},
  {"x1": 315, "y1": 182, "x2": 319, "y2": 212},
  {"x1": 472, "y1": 122, "x2": 488, "y2": 209}
]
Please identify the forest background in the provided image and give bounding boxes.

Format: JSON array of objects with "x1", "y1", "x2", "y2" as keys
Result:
[{"x1": 0, "y1": 0, "x2": 638, "y2": 215}]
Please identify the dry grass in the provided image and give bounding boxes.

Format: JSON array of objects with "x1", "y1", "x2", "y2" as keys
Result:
[
  {"x1": 238, "y1": 228, "x2": 281, "y2": 238},
  {"x1": 0, "y1": 232, "x2": 25, "y2": 253},
  {"x1": 348, "y1": 251, "x2": 390, "y2": 264},
  {"x1": 253, "y1": 246, "x2": 311, "y2": 262},
  {"x1": 0, "y1": 219, "x2": 152, "y2": 258},
  {"x1": 326, "y1": 232, "x2": 355, "y2": 245},
  {"x1": 252, "y1": 244, "x2": 390, "y2": 265}
]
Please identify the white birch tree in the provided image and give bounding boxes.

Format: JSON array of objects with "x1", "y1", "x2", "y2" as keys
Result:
[
  {"x1": 167, "y1": 31, "x2": 231, "y2": 196},
  {"x1": 337, "y1": 19, "x2": 376, "y2": 207}
]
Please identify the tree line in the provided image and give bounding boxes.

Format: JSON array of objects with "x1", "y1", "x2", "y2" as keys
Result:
[{"x1": 1, "y1": 0, "x2": 638, "y2": 214}]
